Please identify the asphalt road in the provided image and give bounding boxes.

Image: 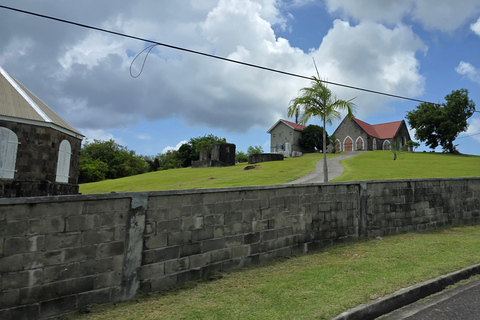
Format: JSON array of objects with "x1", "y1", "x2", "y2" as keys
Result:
[{"x1": 378, "y1": 277, "x2": 480, "y2": 320}]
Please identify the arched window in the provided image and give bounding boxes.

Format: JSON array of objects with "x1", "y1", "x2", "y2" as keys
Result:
[
  {"x1": 383, "y1": 140, "x2": 390, "y2": 150},
  {"x1": 356, "y1": 137, "x2": 364, "y2": 150},
  {"x1": 372, "y1": 138, "x2": 377, "y2": 151},
  {"x1": 56, "y1": 140, "x2": 71, "y2": 183},
  {"x1": 0, "y1": 127, "x2": 18, "y2": 179}
]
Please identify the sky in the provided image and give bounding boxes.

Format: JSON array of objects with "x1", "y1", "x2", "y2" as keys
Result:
[{"x1": 1, "y1": 0, "x2": 480, "y2": 156}]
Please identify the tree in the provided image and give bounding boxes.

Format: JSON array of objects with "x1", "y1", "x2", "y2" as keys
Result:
[
  {"x1": 406, "y1": 89, "x2": 475, "y2": 154},
  {"x1": 235, "y1": 151, "x2": 248, "y2": 163},
  {"x1": 403, "y1": 140, "x2": 420, "y2": 152},
  {"x1": 389, "y1": 140, "x2": 401, "y2": 160},
  {"x1": 329, "y1": 135, "x2": 338, "y2": 154},
  {"x1": 247, "y1": 145, "x2": 263, "y2": 156},
  {"x1": 79, "y1": 139, "x2": 147, "y2": 183},
  {"x1": 288, "y1": 76, "x2": 356, "y2": 182},
  {"x1": 189, "y1": 134, "x2": 226, "y2": 161},
  {"x1": 299, "y1": 124, "x2": 329, "y2": 152}
]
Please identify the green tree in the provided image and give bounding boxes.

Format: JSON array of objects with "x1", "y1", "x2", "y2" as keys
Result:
[
  {"x1": 80, "y1": 139, "x2": 147, "y2": 182},
  {"x1": 406, "y1": 89, "x2": 475, "y2": 154},
  {"x1": 247, "y1": 145, "x2": 263, "y2": 156},
  {"x1": 403, "y1": 140, "x2": 420, "y2": 152},
  {"x1": 329, "y1": 135, "x2": 338, "y2": 153},
  {"x1": 288, "y1": 76, "x2": 356, "y2": 182},
  {"x1": 176, "y1": 143, "x2": 193, "y2": 167},
  {"x1": 299, "y1": 124, "x2": 329, "y2": 152},
  {"x1": 389, "y1": 140, "x2": 401, "y2": 160},
  {"x1": 235, "y1": 150, "x2": 248, "y2": 163}
]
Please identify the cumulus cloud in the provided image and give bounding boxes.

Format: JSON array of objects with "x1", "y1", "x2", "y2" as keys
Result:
[
  {"x1": 461, "y1": 118, "x2": 480, "y2": 143},
  {"x1": 455, "y1": 61, "x2": 480, "y2": 85},
  {"x1": 0, "y1": 0, "x2": 426, "y2": 136},
  {"x1": 325, "y1": 0, "x2": 480, "y2": 32},
  {"x1": 162, "y1": 140, "x2": 188, "y2": 154},
  {"x1": 471, "y1": 17, "x2": 480, "y2": 36}
]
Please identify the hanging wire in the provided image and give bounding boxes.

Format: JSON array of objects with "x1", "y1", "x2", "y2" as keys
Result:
[{"x1": 129, "y1": 44, "x2": 158, "y2": 78}]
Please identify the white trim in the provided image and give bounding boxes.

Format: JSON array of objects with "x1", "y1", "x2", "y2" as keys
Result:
[
  {"x1": 355, "y1": 136, "x2": 364, "y2": 150},
  {"x1": 0, "y1": 115, "x2": 84, "y2": 139},
  {"x1": 0, "y1": 66, "x2": 52, "y2": 123},
  {"x1": 383, "y1": 140, "x2": 390, "y2": 150}
]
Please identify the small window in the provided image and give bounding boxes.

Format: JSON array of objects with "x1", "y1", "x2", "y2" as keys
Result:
[
  {"x1": 56, "y1": 140, "x2": 72, "y2": 183},
  {"x1": 273, "y1": 134, "x2": 275, "y2": 138},
  {"x1": 290, "y1": 131, "x2": 292, "y2": 136},
  {"x1": 279, "y1": 133, "x2": 282, "y2": 137},
  {"x1": 0, "y1": 127, "x2": 18, "y2": 179}
]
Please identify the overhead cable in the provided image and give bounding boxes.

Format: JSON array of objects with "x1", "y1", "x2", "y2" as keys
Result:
[{"x1": 0, "y1": 4, "x2": 440, "y2": 105}]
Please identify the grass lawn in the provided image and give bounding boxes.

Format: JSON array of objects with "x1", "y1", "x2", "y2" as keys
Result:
[
  {"x1": 79, "y1": 153, "x2": 337, "y2": 194},
  {"x1": 59, "y1": 225, "x2": 480, "y2": 320},
  {"x1": 332, "y1": 151, "x2": 480, "y2": 182}
]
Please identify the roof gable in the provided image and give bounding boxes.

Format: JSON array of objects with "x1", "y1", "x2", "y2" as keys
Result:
[
  {"x1": 0, "y1": 66, "x2": 83, "y2": 138},
  {"x1": 267, "y1": 119, "x2": 306, "y2": 133},
  {"x1": 352, "y1": 117, "x2": 403, "y2": 139}
]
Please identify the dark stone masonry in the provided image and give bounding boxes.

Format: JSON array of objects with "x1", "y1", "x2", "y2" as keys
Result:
[{"x1": 0, "y1": 178, "x2": 479, "y2": 319}]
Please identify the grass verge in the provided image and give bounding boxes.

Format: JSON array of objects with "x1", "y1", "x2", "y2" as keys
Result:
[
  {"x1": 332, "y1": 151, "x2": 480, "y2": 182},
  {"x1": 79, "y1": 153, "x2": 337, "y2": 194},
  {"x1": 58, "y1": 225, "x2": 480, "y2": 320}
]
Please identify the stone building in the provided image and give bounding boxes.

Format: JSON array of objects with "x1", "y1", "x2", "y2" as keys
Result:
[
  {"x1": 0, "y1": 66, "x2": 84, "y2": 197},
  {"x1": 192, "y1": 143, "x2": 236, "y2": 168},
  {"x1": 267, "y1": 119, "x2": 306, "y2": 155},
  {"x1": 331, "y1": 116, "x2": 411, "y2": 152}
]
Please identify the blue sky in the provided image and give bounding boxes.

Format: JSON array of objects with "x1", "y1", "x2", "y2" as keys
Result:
[{"x1": 1, "y1": 0, "x2": 480, "y2": 155}]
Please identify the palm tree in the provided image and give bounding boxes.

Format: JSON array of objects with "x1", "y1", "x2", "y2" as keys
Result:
[{"x1": 287, "y1": 76, "x2": 356, "y2": 182}]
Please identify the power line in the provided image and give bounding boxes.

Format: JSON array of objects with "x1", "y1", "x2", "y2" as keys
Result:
[{"x1": 0, "y1": 4, "x2": 438, "y2": 105}]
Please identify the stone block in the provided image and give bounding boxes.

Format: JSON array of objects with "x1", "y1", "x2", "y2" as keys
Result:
[
  {"x1": 168, "y1": 231, "x2": 192, "y2": 246},
  {"x1": 141, "y1": 262, "x2": 165, "y2": 280},
  {"x1": 0, "y1": 254, "x2": 25, "y2": 272},
  {"x1": 63, "y1": 245, "x2": 97, "y2": 263},
  {"x1": 164, "y1": 257, "x2": 189, "y2": 274},
  {"x1": 232, "y1": 245, "x2": 248, "y2": 258},
  {"x1": 192, "y1": 227, "x2": 214, "y2": 242},
  {"x1": 149, "y1": 274, "x2": 177, "y2": 292},
  {"x1": 40, "y1": 295, "x2": 77, "y2": 319},
  {"x1": 225, "y1": 235, "x2": 243, "y2": 248},
  {"x1": 156, "y1": 219, "x2": 181, "y2": 233},
  {"x1": 44, "y1": 233, "x2": 81, "y2": 251},
  {"x1": 202, "y1": 238, "x2": 225, "y2": 253},
  {"x1": 189, "y1": 253, "x2": 211, "y2": 269},
  {"x1": 0, "y1": 220, "x2": 26, "y2": 237},
  {"x1": 177, "y1": 268, "x2": 202, "y2": 283},
  {"x1": 180, "y1": 243, "x2": 201, "y2": 257},
  {"x1": 5, "y1": 235, "x2": 45, "y2": 255},
  {"x1": 145, "y1": 233, "x2": 168, "y2": 250},
  {"x1": 0, "y1": 289, "x2": 19, "y2": 309},
  {"x1": 66, "y1": 214, "x2": 100, "y2": 232},
  {"x1": 81, "y1": 228, "x2": 115, "y2": 246},
  {"x1": 78, "y1": 288, "x2": 112, "y2": 308},
  {"x1": 210, "y1": 248, "x2": 231, "y2": 263},
  {"x1": 142, "y1": 246, "x2": 180, "y2": 264},
  {"x1": 28, "y1": 217, "x2": 65, "y2": 234},
  {"x1": 2, "y1": 269, "x2": 43, "y2": 290},
  {"x1": 95, "y1": 271, "x2": 122, "y2": 289},
  {"x1": 44, "y1": 263, "x2": 80, "y2": 283},
  {"x1": 97, "y1": 242, "x2": 124, "y2": 259},
  {"x1": 0, "y1": 304, "x2": 39, "y2": 320},
  {"x1": 224, "y1": 211, "x2": 243, "y2": 225},
  {"x1": 79, "y1": 258, "x2": 115, "y2": 276}
]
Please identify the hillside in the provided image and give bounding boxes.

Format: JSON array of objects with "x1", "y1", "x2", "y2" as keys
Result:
[{"x1": 79, "y1": 151, "x2": 480, "y2": 194}]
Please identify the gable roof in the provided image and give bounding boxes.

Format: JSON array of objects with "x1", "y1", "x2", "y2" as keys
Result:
[
  {"x1": 352, "y1": 117, "x2": 403, "y2": 140},
  {"x1": 267, "y1": 119, "x2": 306, "y2": 133},
  {"x1": 0, "y1": 66, "x2": 83, "y2": 138}
]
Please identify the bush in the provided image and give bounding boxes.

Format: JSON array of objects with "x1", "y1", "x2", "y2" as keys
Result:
[
  {"x1": 247, "y1": 145, "x2": 263, "y2": 156},
  {"x1": 235, "y1": 151, "x2": 249, "y2": 163}
]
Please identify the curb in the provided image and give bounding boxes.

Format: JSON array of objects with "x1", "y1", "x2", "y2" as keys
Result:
[{"x1": 330, "y1": 263, "x2": 480, "y2": 320}]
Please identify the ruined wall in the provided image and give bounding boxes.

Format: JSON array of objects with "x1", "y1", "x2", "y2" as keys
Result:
[{"x1": 1, "y1": 178, "x2": 479, "y2": 319}]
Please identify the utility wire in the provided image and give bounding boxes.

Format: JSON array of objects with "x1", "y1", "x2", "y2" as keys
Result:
[{"x1": 0, "y1": 4, "x2": 440, "y2": 105}]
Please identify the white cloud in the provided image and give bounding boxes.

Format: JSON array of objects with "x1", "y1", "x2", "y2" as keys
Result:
[
  {"x1": 461, "y1": 118, "x2": 480, "y2": 143},
  {"x1": 80, "y1": 128, "x2": 116, "y2": 143},
  {"x1": 162, "y1": 140, "x2": 188, "y2": 154},
  {"x1": 455, "y1": 61, "x2": 480, "y2": 85},
  {"x1": 471, "y1": 17, "x2": 480, "y2": 36},
  {"x1": 325, "y1": 0, "x2": 480, "y2": 32}
]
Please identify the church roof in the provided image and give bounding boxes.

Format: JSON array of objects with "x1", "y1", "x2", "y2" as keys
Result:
[
  {"x1": 353, "y1": 117, "x2": 403, "y2": 139},
  {"x1": 267, "y1": 119, "x2": 306, "y2": 133},
  {"x1": 0, "y1": 66, "x2": 83, "y2": 138}
]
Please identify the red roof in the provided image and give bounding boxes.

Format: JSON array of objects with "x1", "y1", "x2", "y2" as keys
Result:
[
  {"x1": 281, "y1": 119, "x2": 307, "y2": 131},
  {"x1": 353, "y1": 118, "x2": 403, "y2": 139}
]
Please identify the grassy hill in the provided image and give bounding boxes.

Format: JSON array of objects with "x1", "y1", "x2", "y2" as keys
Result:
[{"x1": 79, "y1": 151, "x2": 480, "y2": 194}]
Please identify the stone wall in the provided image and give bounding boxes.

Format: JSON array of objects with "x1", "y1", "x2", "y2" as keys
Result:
[
  {"x1": 248, "y1": 153, "x2": 284, "y2": 164},
  {"x1": 1, "y1": 178, "x2": 479, "y2": 319},
  {"x1": 0, "y1": 120, "x2": 82, "y2": 197}
]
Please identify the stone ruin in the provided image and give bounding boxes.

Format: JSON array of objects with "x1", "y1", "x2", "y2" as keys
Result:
[{"x1": 192, "y1": 143, "x2": 236, "y2": 168}]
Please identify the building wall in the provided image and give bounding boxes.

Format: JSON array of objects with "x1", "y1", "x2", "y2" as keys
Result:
[
  {"x1": 0, "y1": 120, "x2": 82, "y2": 197},
  {"x1": 1, "y1": 178, "x2": 479, "y2": 319},
  {"x1": 269, "y1": 122, "x2": 303, "y2": 153}
]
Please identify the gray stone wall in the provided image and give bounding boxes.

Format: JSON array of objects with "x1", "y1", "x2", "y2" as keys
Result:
[
  {"x1": 1, "y1": 178, "x2": 479, "y2": 319},
  {"x1": 248, "y1": 153, "x2": 284, "y2": 164},
  {"x1": 332, "y1": 117, "x2": 366, "y2": 151},
  {"x1": 0, "y1": 120, "x2": 82, "y2": 197}
]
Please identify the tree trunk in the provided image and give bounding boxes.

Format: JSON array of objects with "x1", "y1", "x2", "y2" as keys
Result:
[{"x1": 323, "y1": 117, "x2": 328, "y2": 182}]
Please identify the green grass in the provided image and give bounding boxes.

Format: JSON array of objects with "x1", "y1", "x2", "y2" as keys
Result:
[
  {"x1": 59, "y1": 225, "x2": 480, "y2": 320},
  {"x1": 79, "y1": 153, "x2": 338, "y2": 194},
  {"x1": 332, "y1": 151, "x2": 480, "y2": 182}
]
